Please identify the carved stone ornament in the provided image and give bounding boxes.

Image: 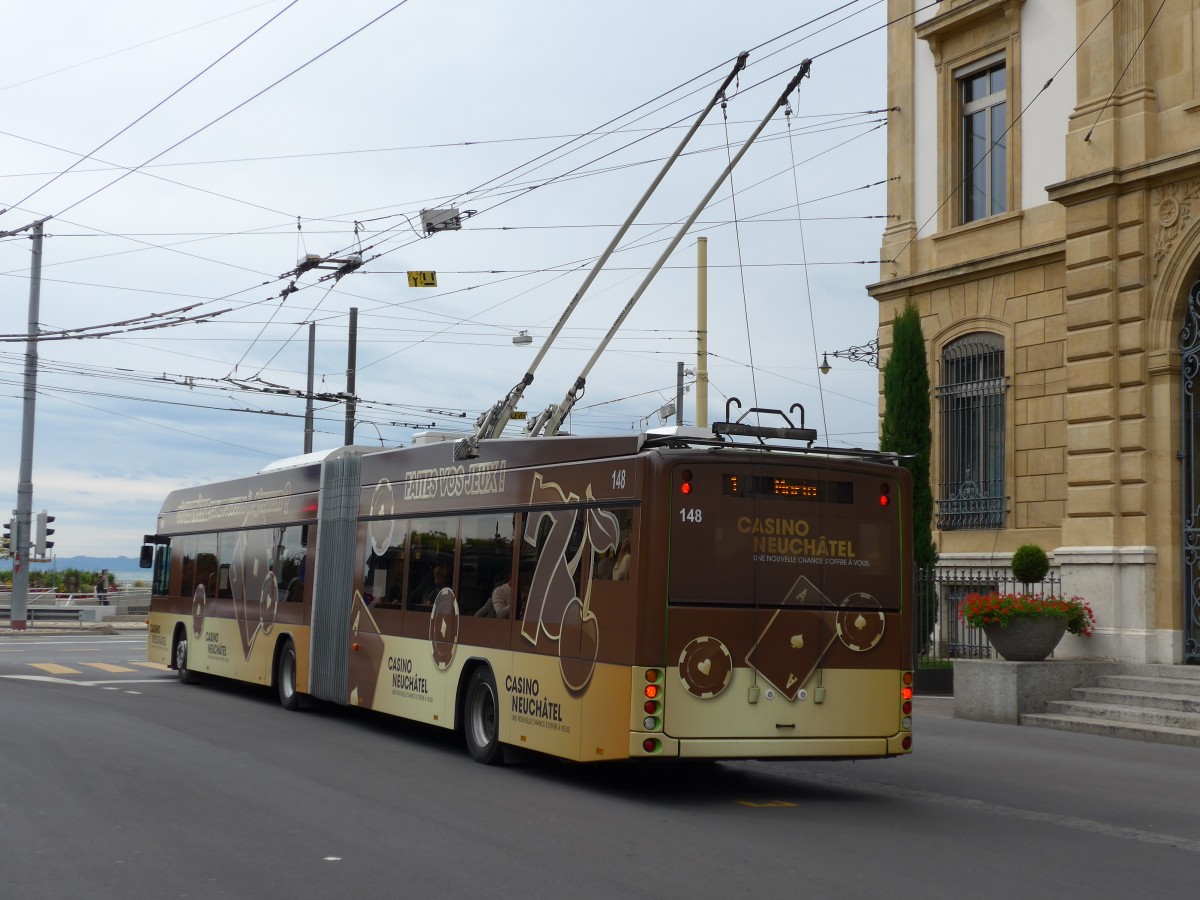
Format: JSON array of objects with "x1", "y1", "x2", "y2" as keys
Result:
[{"x1": 1153, "y1": 180, "x2": 1200, "y2": 276}]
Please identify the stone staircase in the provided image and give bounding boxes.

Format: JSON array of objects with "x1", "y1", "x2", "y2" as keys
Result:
[{"x1": 1021, "y1": 665, "x2": 1200, "y2": 748}]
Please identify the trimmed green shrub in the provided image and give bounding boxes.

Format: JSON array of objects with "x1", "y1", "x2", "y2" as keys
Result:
[{"x1": 1011, "y1": 544, "x2": 1050, "y2": 584}]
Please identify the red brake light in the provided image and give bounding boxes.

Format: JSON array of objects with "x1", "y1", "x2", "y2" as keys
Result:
[
  {"x1": 645, "y1": 684, "x2": 659, "y2": 700},
  {"x1": 901, "y1": 686, "x2": 914, "y2": 701}
]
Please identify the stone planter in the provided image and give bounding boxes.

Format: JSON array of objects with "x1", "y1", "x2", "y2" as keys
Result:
[{"x1": 983, "y1": 617, "x2": 1069, "y2": 662}]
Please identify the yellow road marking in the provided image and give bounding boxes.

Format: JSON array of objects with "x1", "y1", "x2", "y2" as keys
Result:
[
  {"x1": 30, "y1": 663, "x2": 81, "y2": 675},
  {"x1": 83, "y1": 663, "x2": 136, "y2": 673},
  {"x1": 127, "y1": 660, "x2": 169, "y2": 670}
]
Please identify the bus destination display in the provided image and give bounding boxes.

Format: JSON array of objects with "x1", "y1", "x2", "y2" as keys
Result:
[{"x1": 722, "y1": 474, "x2": 854, "y2": 504}]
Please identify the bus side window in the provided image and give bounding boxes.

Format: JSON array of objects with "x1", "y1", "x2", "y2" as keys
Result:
[
  {"x1": 179, "y1": 535, "x2": 197, "y2": 598},
  {"x1": 195, "y1": 534, "x2": 218, "y2": 597},
  {"x1": 516, "y1": 513, "x2": 549, "y2": 619},
  {"x1": 277, "y1": 525, "x2": 307, "y2": 602},
  {"x1": 406, "y1": 517, "x2": 456, "y2": 611},
  {"x1": 153, "y1": 543, "x2": 172, "y2": 596},
  {"x1": 217, "y1": 532, "x2": 237, "y2": 599},
  {"x1": 461, "y1": 513, "x2": 516, "y2": 619}
]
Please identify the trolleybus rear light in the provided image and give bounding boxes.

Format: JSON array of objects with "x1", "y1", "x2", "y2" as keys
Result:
[
  {"x1": 880, "y1": 482, "x2": 891, "y2": 507},
  {"x1": 902, "y1": 736, "x2": 912, "y2": 750},
  {"x1": 645, "y1": 669, "x2": 661, "y2": 683},
  {"x1": 643, "y1": 738, "x2": 661, "y2": 754},
  {"x1": 644, "y1": 684, "x2": 659, "y2": 700},
  {"x1": 644, "y1": 699, "x2": 660, "y2": 715},
  {"x1": 902, "y1": 716, "x2": 912, "y2": 730},
  {"x1": 680, "y1": 469, "x2": 693, "y2": 495},
  {"x1": 643, "y1": 716, "x2": 660, "y2": 730},
  {"x1": 902, "y1": 700, "x2": 912, "y2": 715},
  {"x1": 901, "y1": 686, "x2": 913, "y2": 701},
  {"x1": 902, "y1": 671, "x2": 913, "y2": 686}
]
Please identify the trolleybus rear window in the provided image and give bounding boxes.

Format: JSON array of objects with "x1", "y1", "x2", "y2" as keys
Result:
[{"x1": 671, "y1": 464, "x2": 903, "y2": 611}]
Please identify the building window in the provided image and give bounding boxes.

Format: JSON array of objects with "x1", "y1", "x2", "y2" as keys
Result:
[
  {"x1": 937, "y1": 333, "x2": 1006, "y2": 530},
  {"x1": 960, "y1": 56, "x2": 1006, "y2": 223}
]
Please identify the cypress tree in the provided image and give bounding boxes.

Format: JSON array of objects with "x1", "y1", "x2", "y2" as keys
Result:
[{"x1": 879, "y1": 302, "x2": 937, "y2": 650}]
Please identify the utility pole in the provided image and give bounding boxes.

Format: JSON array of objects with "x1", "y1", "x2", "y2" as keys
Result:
[
  {"x1": 344, "y1": 307, "x2": 357, "y2": 445},
  {"x1": 696, "y1": 236, "x2": 709, "y2": 428},
  {"x1": 8, "y1": 217, "x2": 50, "y2": 630},
  {"x1": 676, "y1": 361, "x2": 685, "y2": 426},
  {"x1": 304, "y1": 323, "x2": 315, "y2": 453}
]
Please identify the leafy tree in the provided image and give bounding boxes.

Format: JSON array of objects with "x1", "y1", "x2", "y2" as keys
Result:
[{"x1": 880, "y1": 301, "x2": 937, "y2": 652}]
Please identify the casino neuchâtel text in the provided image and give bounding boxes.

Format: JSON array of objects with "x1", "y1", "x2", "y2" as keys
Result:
[{"x1": 737, "y1": 516, "x2": 856, "y2": 558}]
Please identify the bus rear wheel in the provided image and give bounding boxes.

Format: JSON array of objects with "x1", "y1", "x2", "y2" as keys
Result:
[
  {"x1": 464, "y1": 667, "x2": 502, "y2": 765},
  {"x1": 276, "y1": 639, "x2": 300, "y2": 711},
  {"x1": 175, "y1": 635, "x2": 198, "y2": 684}
]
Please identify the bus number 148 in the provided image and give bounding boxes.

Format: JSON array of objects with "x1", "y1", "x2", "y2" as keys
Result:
[{"x1": 679, "y1": 508, "x2": 703, "y2": 523}]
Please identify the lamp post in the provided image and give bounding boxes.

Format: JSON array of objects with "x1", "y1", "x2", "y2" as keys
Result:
[{"x1": 819, "y1": 338, "x2": 879, "y2": 374}]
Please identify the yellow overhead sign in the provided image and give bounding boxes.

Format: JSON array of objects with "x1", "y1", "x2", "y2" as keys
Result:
[
  {"x1": 407, "y1": 271, "x2": 437, "y2": 287},
  {"x1": 510, "y1": 411, "x2": 527, "y2": 420}
]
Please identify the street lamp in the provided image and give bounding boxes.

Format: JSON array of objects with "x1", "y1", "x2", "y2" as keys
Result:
[{"x1": 820, "y1": 338, "x2": 879, "y2": 374}]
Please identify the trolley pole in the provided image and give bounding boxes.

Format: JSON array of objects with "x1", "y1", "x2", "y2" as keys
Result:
[{"x1": 10, "y1": 218, "x2": 49, "y2": 630}]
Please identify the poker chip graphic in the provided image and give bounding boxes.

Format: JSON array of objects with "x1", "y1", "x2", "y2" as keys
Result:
[
  {"x1": 191, "y1": 585, "x2": 207, "y2": 638},
  {"x1": 258, "y1": 571, "x2": 278, "y2": 637},
  {"x1": 429, "y1": 588, "x2": 459, "y2": 670},
  {"x1": 678, "y1": 636, "x2": 733, "y2": 699},
  {"x1": 836, "y1": 592, "x2": 886, "y2": 652},
  {"x1": 368, "y1": 479, "x2": 395, "y2": 556}
]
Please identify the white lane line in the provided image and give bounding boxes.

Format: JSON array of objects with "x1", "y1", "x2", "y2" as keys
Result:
[{"x1": 0, "y1": 675, "x2": 175, "y2": 687}]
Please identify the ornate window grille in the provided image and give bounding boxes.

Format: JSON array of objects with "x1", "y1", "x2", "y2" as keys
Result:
[{"x1": 936, "y1": 333, "x2": 1006, "y2": 530}]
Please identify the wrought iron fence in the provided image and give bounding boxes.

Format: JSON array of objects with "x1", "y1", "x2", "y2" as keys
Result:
[{"x1": 915, "y1": 565, "x2": 1063, "y2": 667}]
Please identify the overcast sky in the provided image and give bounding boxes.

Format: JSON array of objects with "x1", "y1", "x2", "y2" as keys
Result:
[{"x1": 1, "y1": 0, "x2": 890, "y2": 558}]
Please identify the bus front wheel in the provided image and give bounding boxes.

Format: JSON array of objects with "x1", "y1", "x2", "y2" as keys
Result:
[
  {"x1": 464, "y1": 667, "x2": 502, "y2": 765},
  {"x1": 276, "y1": 639, "x2": 300, "y2": 711},
  {"x1": 175, "y1": 635, "x2": 198, "y2": 684}
]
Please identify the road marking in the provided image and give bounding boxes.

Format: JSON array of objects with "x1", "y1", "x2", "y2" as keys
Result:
[
  {"x1": 83, "y1": 663, "x2": 137, "y2": 673},
  {"x1": 29, "y1": 663, "x2": 81, "y2": 675},
  {"x1": 128, "y1": 661, "x2": 168, "y2": 670},
  {"x1": 0, "y1": 675, "x2": 174, "y2": 687}
]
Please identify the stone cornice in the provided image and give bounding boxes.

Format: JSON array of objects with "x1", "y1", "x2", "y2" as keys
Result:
[
  {"x1": 1048, "y1": 147, "x2": 1200, "y2": 205},
  {"x1": 868, "y1": 239, "x2": 1064, "y2": 300}
]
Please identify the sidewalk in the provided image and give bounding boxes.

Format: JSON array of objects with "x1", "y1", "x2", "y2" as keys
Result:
[{"x1": 0, "y1": 618, "x2": 148, "y2": 637}]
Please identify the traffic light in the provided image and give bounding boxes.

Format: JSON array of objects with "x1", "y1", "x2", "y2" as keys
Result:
[
  {"x1": 1, "y1": 518, "x2": 11, "y2": 558},
  {"x1": 34, "y1": 511, "x2": 55, "y2": 557}
]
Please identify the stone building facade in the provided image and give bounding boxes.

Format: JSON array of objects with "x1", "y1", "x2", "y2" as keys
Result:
[{"x1": 868, "y1": 0, "x2": 1200, "y2": 663}]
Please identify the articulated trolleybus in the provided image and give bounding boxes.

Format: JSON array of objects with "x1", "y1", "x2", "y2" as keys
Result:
[{"x1": 143, "y1": 404, "x2": 914, "y2": 764}]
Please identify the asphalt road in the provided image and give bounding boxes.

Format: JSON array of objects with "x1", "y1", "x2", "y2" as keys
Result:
[{"x1": 2, "y1": 633, "x2": 1198, "y2": 899}]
